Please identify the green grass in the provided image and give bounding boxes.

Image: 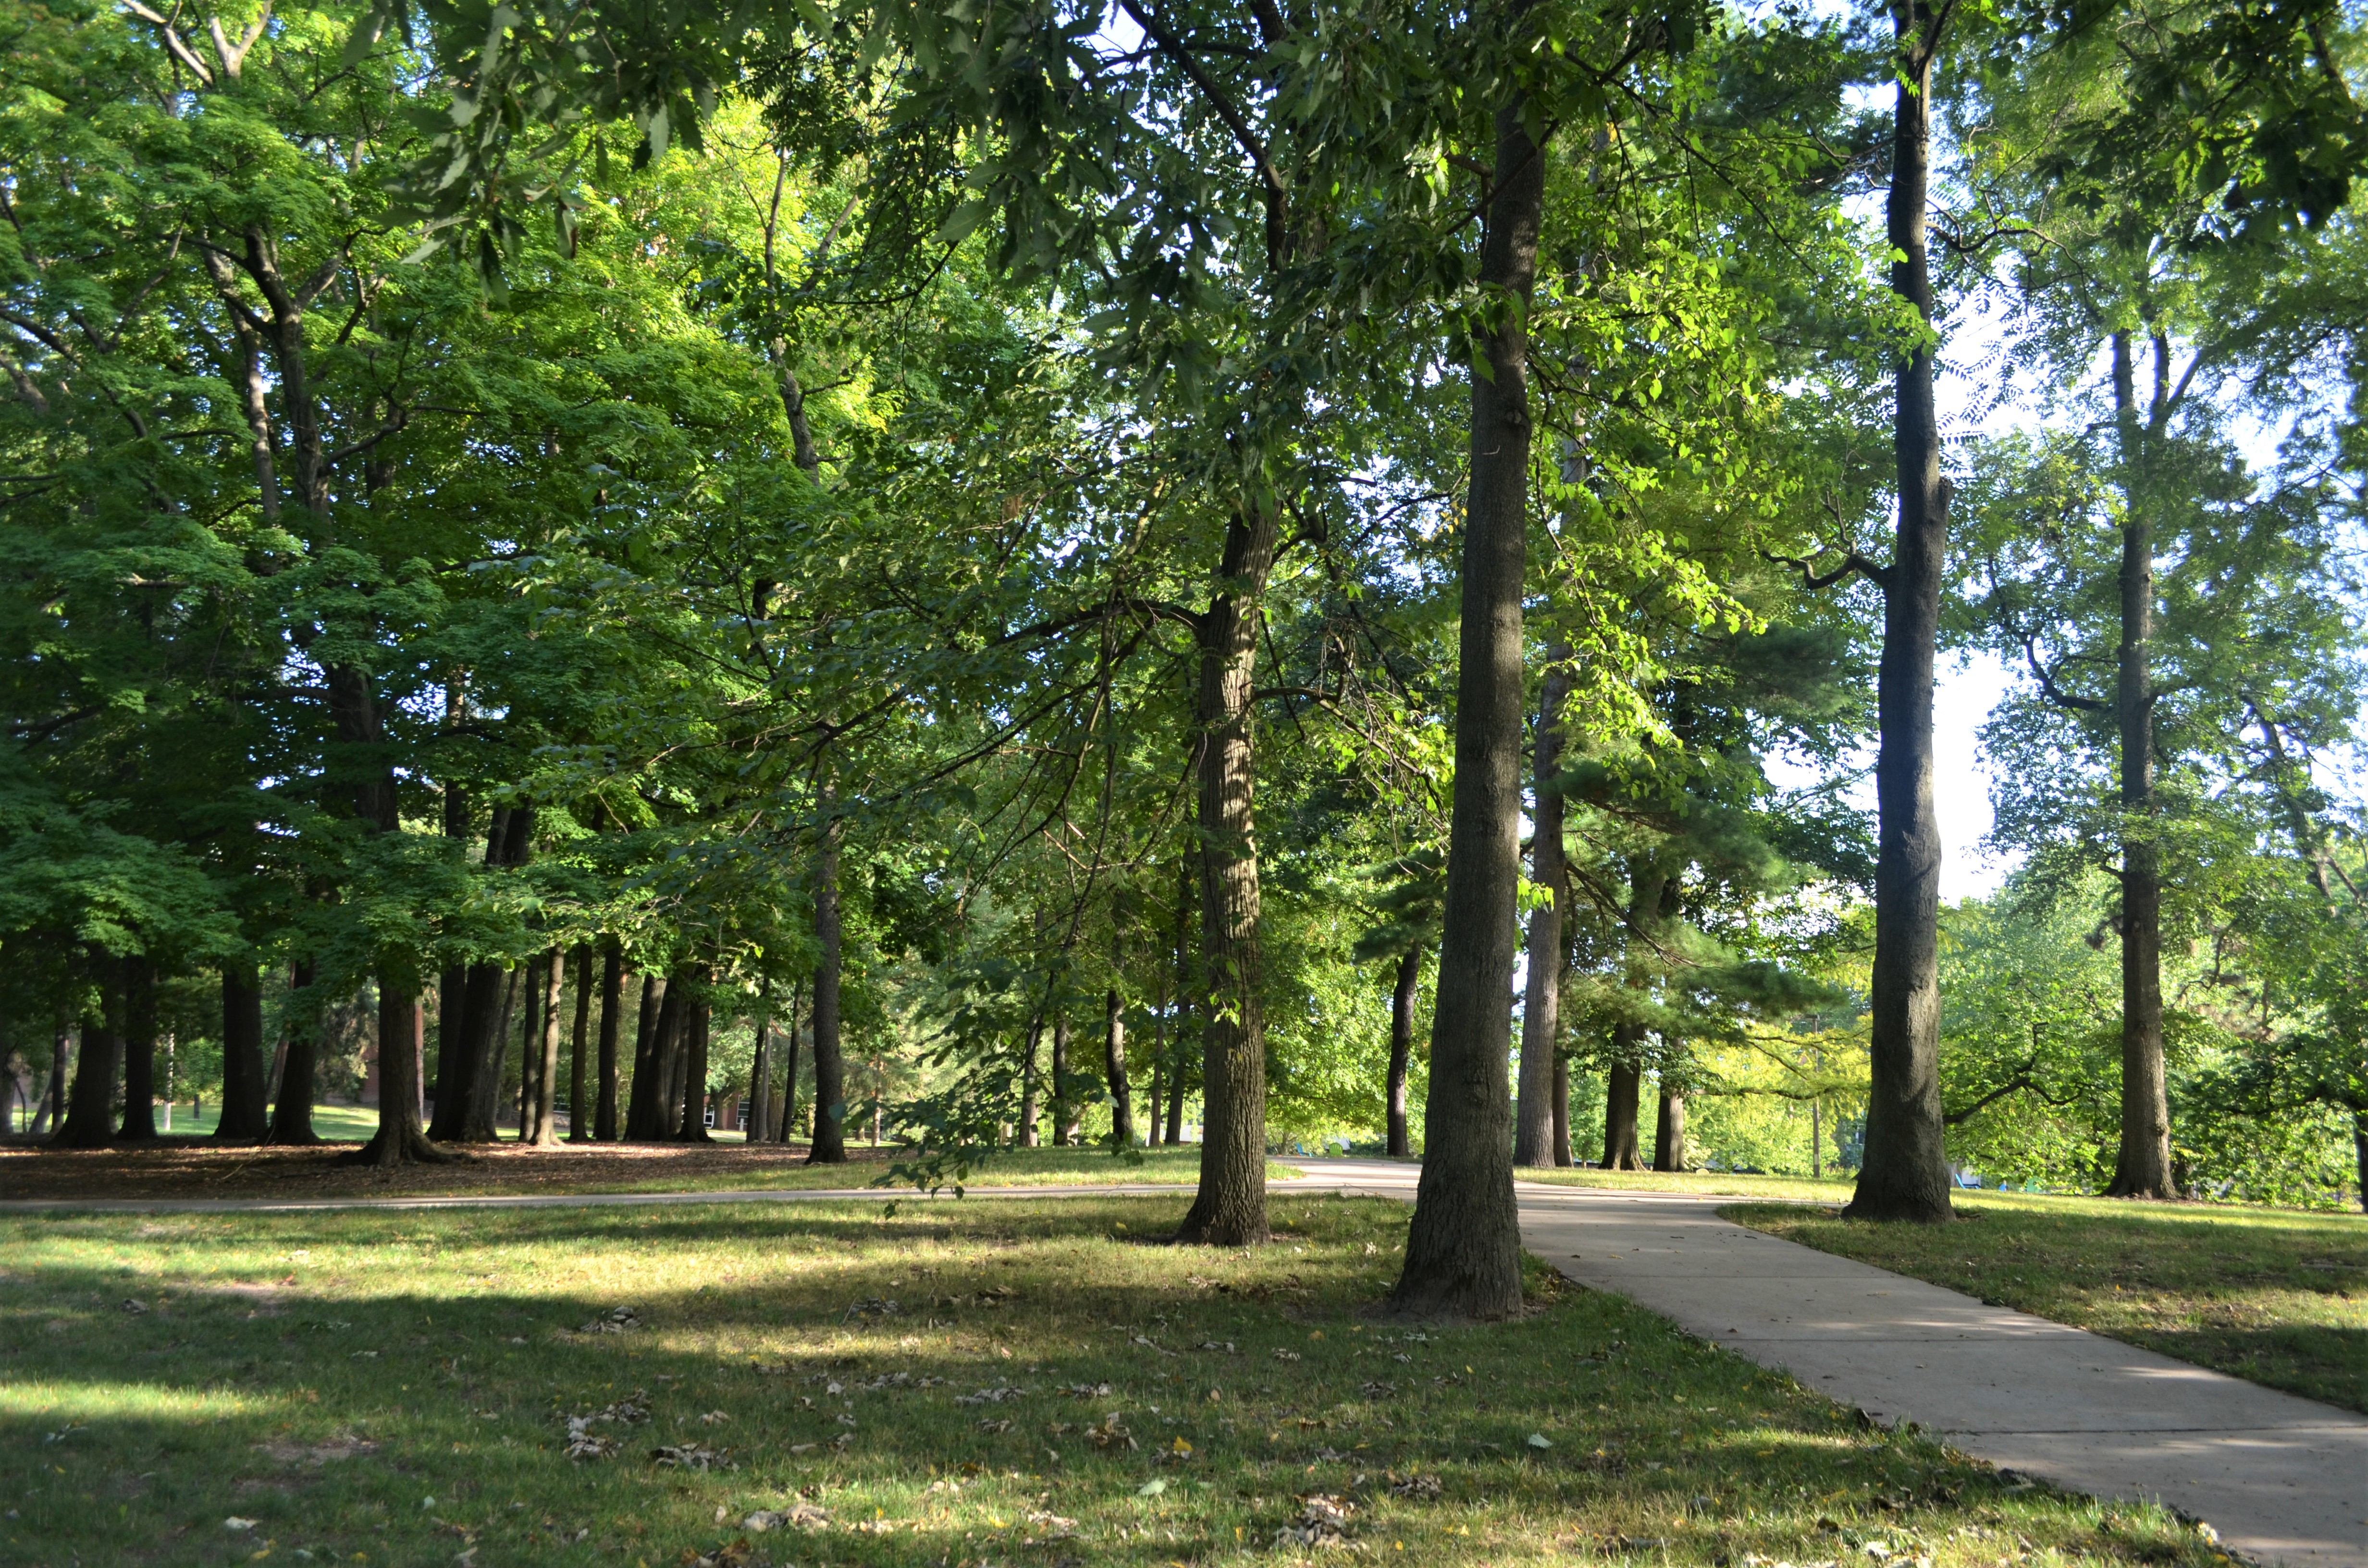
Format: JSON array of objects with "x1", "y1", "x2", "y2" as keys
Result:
[
  {"x1": 0, "y1": 1195, "x2": 2225, "y2": 1568},
  {"x1": 1727, "y1": 1192, "x2": 2368, "y2": 1414},
  {"x1": 1517, "y1": 1167, "x2": 1860, "y2": 1202}
]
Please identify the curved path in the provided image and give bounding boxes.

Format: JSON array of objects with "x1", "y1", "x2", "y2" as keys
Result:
[{"x1": 5, "y1": 1156, "x2": 2360, "y2": 1568}]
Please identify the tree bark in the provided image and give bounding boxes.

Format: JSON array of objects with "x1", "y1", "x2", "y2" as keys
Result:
[
  {"x1": 1602, "y1": 1056, "x2": 1646, "y2": 1170},
  {"x1": 432, "y1": 806, "x2": 530, "y2": 1142},
  {"x1": 2105, "y1": 330, "x2": 2175, "y2": 1200},
  {"x1": 1176, "y1": 501, "x2": 1282, "y2": 1246},
  {"x1": 432, "y1": 723, "x2": 468, "y2": 1127},
  {"x1": 568, "y1": 945, "x2": 592, "y2": 1142},
  {"x1": 1516, "y1": 653, "x2": 1571, "y2": 1166},
  {"x1": 625, "y1": 974, "x2": 666, "y2": 1139},
  {"x1": 777, "y1": 984, "x2": 803, "y2": 1144},
  {"x1": 2355, "y1": 1110, "x2": 2367, "y2": 1215},
  {"x1": 1846, "y1": 0, "x2": 1955, "y2": 1224},
  {"x1": 675, "y1": 978, "x2": 713, "y2": 1142},
  {"x1": 1392, "y1": 98, "x2": 1544, "y2": 1319},
  {"x1": 460, "y1": 966, "x2": 519, "y2": 1143},
  {"x1": 433, "y1": 961, "x2": 499, "y2": 1141},
  {"x1": 595, "y1": 943, "x2": 624, "y2": 1141},
  {"x1": 58, "y1": 969, "x2": 123, "y2": 1149},
  {"x1": 1104, "y1": 985, "x2": 1134, "y2": 1147},
  {"x1": 808, "y1": 811, "x2": 848, "y2": 1163},
  {"x1": 1147, "y1": 1041, "x2": 1164, "y2": 1148},
  {"x1": 1387, "y1": 946, "x2": 1421, "y2": 1157},
  {"x1": 352, "y1": 984, "x2": 442, "y2": 1165},
  {"x1": 115, "y1": 956, "x2": 159, "y2": 1141},
  {"x1": 639, "y1": 978, "x2": 684, "y2": 1140},
  {"x1": 28, "y1": 1029, "x2": 65, "y2": 1139},
  {"x1": 1652, "y1": 1087, "x2": 1686, "y2": 1172},
  {"x1": 1050, "y1": 1014, "x2": 1074, "y2": 1146},
  {"x1": 748, "y1": 1017, "x2": 772, "y2": 1145},
  {"x1": 527, "y1": 948, "x2": 563, "y2": 1146},
  {"x1": 215, "y1": 963, "x2": 270, "y2": 1141},
  {"x1": 517, "y1": 954, "x2": 545, "y2": 1139},
  {"x1": 268, "y1": 961, "x2": 321, "y2": 1146},
  {"x1": 1018, "y1": 1011, "x2": 1043, "y2": 1147},
  {"x1": 1550, "y1": 1056, "x2": 1572, "y2": 1166}
]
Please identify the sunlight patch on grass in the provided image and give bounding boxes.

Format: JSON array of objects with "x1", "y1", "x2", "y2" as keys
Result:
[{"x1": 0, "y1": 1194, "x2": 2230, "y2": 1568}]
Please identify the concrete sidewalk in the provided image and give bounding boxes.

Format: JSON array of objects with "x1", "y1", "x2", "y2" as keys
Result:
[
  {"x1": 1499, "y1": 1178, "x2": 2367, "y2": 1568},
  {"x1": 6, "y1": 1157, "x2": 2360, "y2": 1566}
]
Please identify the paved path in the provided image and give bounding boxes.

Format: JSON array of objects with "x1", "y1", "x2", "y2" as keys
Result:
[
  {"x1": 7, "y1": 1158, "x2": 2361, "y2": 1567},
  {"x1": 1295, "y1": 1160, "x2": 2368, "y2": 1568}
]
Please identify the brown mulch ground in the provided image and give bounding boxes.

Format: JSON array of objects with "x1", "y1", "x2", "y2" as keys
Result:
[{"x1": 0, "y1": 1137, "x2": 901, "y2": 1203}]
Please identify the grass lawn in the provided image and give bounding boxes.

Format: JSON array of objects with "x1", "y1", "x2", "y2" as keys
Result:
[
  {"x1": 1517, "y1": 1168, "x2": 1860, "y2": 1203},
  {"x1": 1727, "y1": 1193, "x2": 2368, "y2": 1414},
  {"x1": 1, "y1": 1194, "x2": 2223, "y2": 1568},
  {"x1": 0, "y1": 1140, "x2": 1292, "y2": 1204}
]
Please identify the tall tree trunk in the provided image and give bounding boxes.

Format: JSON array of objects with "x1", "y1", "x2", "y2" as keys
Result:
[
  {"x1": 568, "y1": 945, "x2": 592, "y2": 1143},
  {"x1": 1602, "y1": 1056, "x2": 1646, "y2": 1170},
  {"x1": 517, "y1": 955, "x2": 546, "y2": 1139},
  {"x1": 595, "y1": 944, "x2": 624, "y2": 1141},
  {"x1": 778, "y1": 984, "x2": 803, "y2": 1144},
  {"x1": 625, "y1": 974, "x2": 666, "y2": 1139},
  {"x1": 1147, "y1": 1042, "x2": 1165, "y2": 1148},
  {"x1": 1550, "y1": 1056, "x2": 1572, "y2": 1166},
  {"x1": 1653, "y1": 1086, "x2": 1686, "y2": 1172},
  {"x1": 1516, "y1": 654, "x2": 1571, "y2": 1166},
  {"x1": 1165, "y1": 1020, "x2": 1190, "y2": 1146},
  {"x1": 462, "y1": 967, "x2": 519, "y2": 1143},
  {"x1": 1176, "y1": 502, "x2": 1282, "y2": 1246},
  {"x1": 644, "y1": 979, "x2": 686, "y2": 1139},
  {"x1": 431, "y1": 806, "x2": 528, "y2": 1142},
  {"x1": 676, "y1": 978, "x2": 713, "y2": 1142},
  {"x1": 432, "y1": 726, "x2": 468, "y2": 1127},
  {"x1": 1167, "y1": 858, "x2": 1195, "y2": 1146},
  {"x1": 749, "y1": 1020, "x2": 772, "y2": 1146},
  {"x1": 1104, "y1": 985, "x2": 1134, "y2": 1148},
  {"x1": 268, "y1": 961, "x2": 321, "y2": 1146},
  {"x1": 1387, "y1": 946, "x2": 1421, "y2": 1158},
  {"x1": 433, "y1": 962, "x2": 499, "y2": 1140},
  {"x1": 1050, "y1": 1014, "x2": 1074, "y2": 1146},
  {"x1": 214, "y1": 963, "x2": 270, "y2": 1142},
  {"x1": 1392, "y1": 99, "x2": 1544, "y2": 1319},
  {"x1": 2105, "y1": 330, "x2": 2174, "y2": 1200},
  {"x1": 808, "y1": 807, "x2": 848, "y2": 1163},
  {"x1": 58, "y1": 968, "x2": 123, "y2": 1149},
  {"x1": 116, "y1": 956, "x2": 159, "y2": 1141},
  {"x1": 1019, "y1": 1011, "x2": 1044, "y2": 1147},
  {"x1": 1846, "y1": 0, "x2": 1955, "y2": 1225},
  {"x1": 2355, "y1": 1109, "x2": 2367, "y2": 1215},
  {"x1": 363, "y1": 986, "x2": 435, "y2": 1164},
  {"x1": 430, "y1": 958, "x2": 467, "y2": 1138},
  {"x1": 528, "y1": 949, "x2": 564, "y2": 1146},
  {"x1": 29, "y1": 1029, "x2": 65, "y2": 1139}
]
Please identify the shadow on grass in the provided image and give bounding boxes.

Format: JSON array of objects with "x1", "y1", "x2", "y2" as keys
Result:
[{"x1": 0, "y1": 1197, "x2": 2232, "y2": 1568}]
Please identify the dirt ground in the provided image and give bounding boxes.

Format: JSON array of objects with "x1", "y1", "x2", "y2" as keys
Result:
[{"x1": 0, "y1": 1136, "x2": 898, "y2": 1202}]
